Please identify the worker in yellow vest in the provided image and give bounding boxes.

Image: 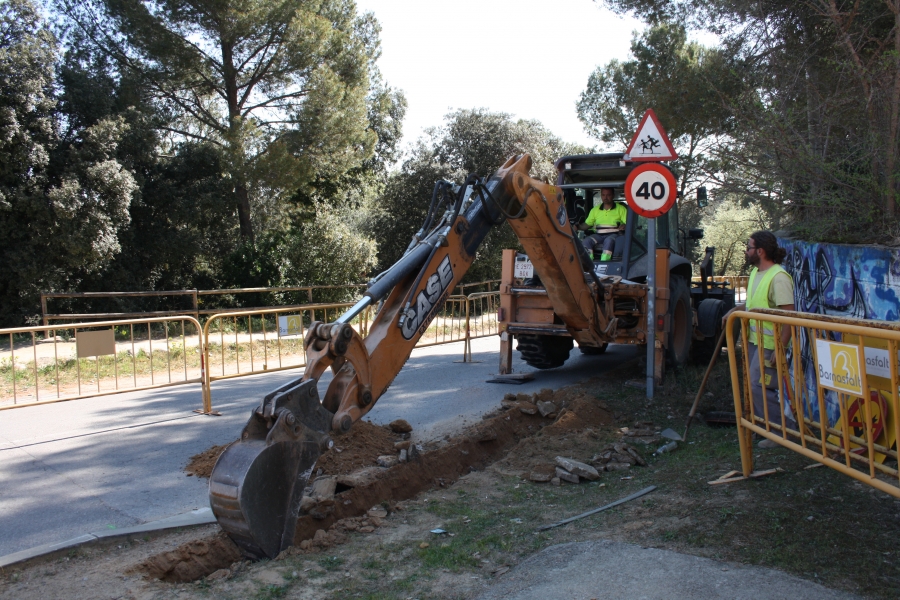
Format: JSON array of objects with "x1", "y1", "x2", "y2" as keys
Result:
[
  {"x1": 723, "y1": 231, "x2": 796, "y2": 448},
  {"x1": 577, "y1": 188, "x2": 627, "y2": 261}
]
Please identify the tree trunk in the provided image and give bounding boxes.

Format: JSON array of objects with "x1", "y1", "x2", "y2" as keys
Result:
[
  {"x1": 235, "y1": 183, "x2": 254, "y2": 244},
  {"x1": 221, "y1": 39, "x2": 256, "y2": 242},
  {"x1": 886, "y1": 0, "x2": 900, "y2": 218}
]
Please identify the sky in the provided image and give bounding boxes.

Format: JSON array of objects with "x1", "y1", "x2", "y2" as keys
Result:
[{"x1": 354, "y1": 0, "x2": 646, "y2": 151}]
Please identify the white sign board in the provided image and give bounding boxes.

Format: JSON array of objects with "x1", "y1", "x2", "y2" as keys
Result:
[
  {"x1": 864, "y1": 346, "x2": 900, "y2": 379},
  {"x1": 278, "y1": 315, "x2": 304, "y2": 337}
]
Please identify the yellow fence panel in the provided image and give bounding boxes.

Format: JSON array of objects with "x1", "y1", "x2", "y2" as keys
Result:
[
  {"x1": 202, "y1": 293, "x2": 506, "y2": 408},
  {"x1": 0, "y1": 316, "x2": 204, "y2": 411},
  {"x1": 413, "y1": 295, "x2": 469, "y2": 349},
  {"x1": 201, "y1": 303, "x2": 372, "y2": 411},
  {"x1": 9, "y1": 284, "x2": 504, "y2": 413},
  {"x1": 727, "y1": 308, "x2": 900, "y2": 498}
]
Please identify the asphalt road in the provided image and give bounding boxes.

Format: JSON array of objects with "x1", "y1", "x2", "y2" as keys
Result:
[{"x1": 0, "y1": 337, "x2": 641, "y2": 558}]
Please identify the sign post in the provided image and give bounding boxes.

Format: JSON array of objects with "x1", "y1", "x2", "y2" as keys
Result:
[
  {"x1": 646, "y1": 217, "x2": 656, "y2": 397},
  {"x1": 625, "y1": 160, "x2": 678, "y2": 399}
]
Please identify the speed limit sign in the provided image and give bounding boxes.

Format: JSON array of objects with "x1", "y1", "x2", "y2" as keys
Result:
[{"x1": 625, "y1": 163, "x2": 678, "y2": 218}]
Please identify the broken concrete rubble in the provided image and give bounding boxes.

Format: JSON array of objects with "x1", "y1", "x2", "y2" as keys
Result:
[
  {"x1": 375, "y1": 455, "x2": 400, "y2": 469},
  {"x1": 299, "y1": 496, "x2": 316, "y2": 513},
  {"x1": 408, "y1": 444, "x2": 422, "y2": 461},
  {"x1": 518, "y1": 402, "x2": 538, "y2": 415},
  {"x1": 537, "y1": 401, "x2": 557, "y2": 418},
  {"x1": 367, "y1": 506, "x2": 388, "y2": 519},
  {"x1": 604, "y1": 462, "x2": 631, "y2": 472},
  {"x1": 555, "y1": 457, "x2": 600, "y2": 481},
  {"x1": 555, "y1": 467, "x2": 580, "y2": 483},
  {"x1": 310, "y1": 475, "x2": 336, "y2": 501},
  {"x1": 308, "y1": 499, "x2": 335, "y2": 520},
  {"x1": 376, "y1": 455, "x2": 399, "y2": 468},
  {"x1": 590, "y1": 442, "x2": 646, "y2": 471},
  {"x1": 336, "y1": 466, "x2": 381, "y2": 489}
]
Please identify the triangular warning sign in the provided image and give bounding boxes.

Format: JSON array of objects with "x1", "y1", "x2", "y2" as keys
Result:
[{"x1": 625, "y1": 109, "x2": 678, "y2": 162}]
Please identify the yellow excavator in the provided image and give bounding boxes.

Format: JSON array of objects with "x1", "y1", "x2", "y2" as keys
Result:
[{"x1": 209, "y1": 153, "x2": 729, "y2": 558}]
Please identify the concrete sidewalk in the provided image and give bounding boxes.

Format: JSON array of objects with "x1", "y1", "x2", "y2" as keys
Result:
[{"x1": 476, "y1": 540, "x2": 861, "y2": 599}]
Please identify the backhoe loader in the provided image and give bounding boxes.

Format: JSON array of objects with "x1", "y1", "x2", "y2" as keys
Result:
[
  {"x1": 498, "y1": 152, "x2": 735, "y2": 373},
  {"x1": 208, "y1": 153, "x2": 731, "y2": 559}
]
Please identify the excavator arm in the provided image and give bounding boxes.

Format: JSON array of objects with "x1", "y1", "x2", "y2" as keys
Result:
[{"x1": 210, "y1": 154, "x2": 624, "y2": 558}]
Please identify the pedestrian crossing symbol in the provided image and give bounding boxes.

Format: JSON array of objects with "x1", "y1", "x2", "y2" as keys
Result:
[{"x1": 625, "y1": 109, "x2": 678, "y2": 162}]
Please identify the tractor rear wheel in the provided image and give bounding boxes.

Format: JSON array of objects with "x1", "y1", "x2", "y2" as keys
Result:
[
  {"x1": 516, "y1": 334, "x2": 573, "y2": 369},
  {"x1": 666, "y1": 275, "x2": 693, "y2": 368},
  {"x1": 693, "y1": 298, "x2": 725, "y2": 364}
]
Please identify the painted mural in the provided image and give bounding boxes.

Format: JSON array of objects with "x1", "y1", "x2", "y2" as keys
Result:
[{"x1": 780, "y1": 239, "x2": 900, "y2": 427}]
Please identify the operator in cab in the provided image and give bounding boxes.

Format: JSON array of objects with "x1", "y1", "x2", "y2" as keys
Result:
[{"x1": 577, "y1": 188, "x2": 627, "y2": 262}]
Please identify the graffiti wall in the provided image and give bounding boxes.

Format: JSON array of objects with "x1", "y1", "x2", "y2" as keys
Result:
[{"x1": 780, "y1": 239, "x2": 900, "y2": 426}]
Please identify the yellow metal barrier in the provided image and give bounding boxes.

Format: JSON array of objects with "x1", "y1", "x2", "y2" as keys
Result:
[
  {"x1": 6, "y1": 288, "x2": 506, "y2": 413},
  {"x1": 202, "y1": 303, "x2": 373, "y2": 411},
  {"x1": 414, "y1": 295, "x2": 469, "y2": 348},
  {"x1": 0, "y1": 316, "x2": 204, "y2": 411},
  {"x1": 727, "y1": 309, "x2": 900, "y2": 498},
  {"x1": 41, "y1": 281, "x2": 499, "y2": 325},
  {"x1": 462, "y1": 291, "x2": 500, "y2": 361},
  {"x1": 201, "y1": 294, "x2": 504, "y2": 407},
  {"x1": 40, "y1": 284, "x2": 368, "y2": 325}
]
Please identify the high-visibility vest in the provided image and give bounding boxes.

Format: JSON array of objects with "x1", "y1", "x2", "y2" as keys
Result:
[{"x1": 746, "y1": 265, "x2": 789, "y2": 350}]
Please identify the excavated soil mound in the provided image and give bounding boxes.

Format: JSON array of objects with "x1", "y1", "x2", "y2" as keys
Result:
[
  {"x1": 292, "y1": 408, "x2": 547, "y2": 542},
  {"x1": 542, "y1": 394, "x2": 613, "y2": 434},
  {"x1": 184, "y1": 421, "x2": 398, "y2": 480},
  {"x1": 151, "y1": 384, "x2": 616, "y2": 582},
  {"x1": 135, "y1": 532, "x2": 241, "y2": 583},
  {"x1": 495, "y1": 428, "x2": 606, "y2": 478},
  {"x1": 185, "y1": 444, "x2": 230, "y2": 478},
  {"x1": 495, "y1": 386, "x2": 615, "y2": 478},
  {"x1": 316, "y1": 420, "x2": 398, "y2": 475}
]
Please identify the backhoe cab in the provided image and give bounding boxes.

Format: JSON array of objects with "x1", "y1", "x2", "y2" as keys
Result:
[{"x1": 498, "y1": 153, "x2": 734, "y2": 375}]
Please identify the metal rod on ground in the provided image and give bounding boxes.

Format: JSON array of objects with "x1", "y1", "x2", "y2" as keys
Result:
[
  {"x1": 682, "y1": 327, "x2": 728, "y2": 442},
  {"x1": 535, "y1": 485, "x2": 657, "y2": 532}
]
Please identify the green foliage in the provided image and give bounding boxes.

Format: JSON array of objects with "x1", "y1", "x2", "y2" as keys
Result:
[
  {"x1": 0, "y1": 1, "x2": 405, "y2": 321},
  {"x1": 577, "y1": 21, "x2": 742, "y2": 234},
  {"x1": 599, "y1": 0, "x2": 900, "y2": 242},
  {"x1": 0, "y1": 0, "x2": 137, "y2": 326},
  {"x1": 222, "y1": 204, "x2": 376, "y2": 303},
  {"x1": 699, "y1": 197, "x2": 770, "y2": 275},
  {"x1": 58, "y1": 0, "x2": 394, "y2": 243},
  {"x1": 371, "y1": 109, "x2": 586, "y2": 281}
]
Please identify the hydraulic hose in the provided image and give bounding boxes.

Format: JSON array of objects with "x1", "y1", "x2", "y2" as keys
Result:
[
  {"x1": 474, "y1": 180, "x2": 525, "y2": 222},
  {"x1": 422, "y1": 180, "x2": 453, "y2": 235},
  {"x1": 396, "y1": 177, "x2": 471, "y2": 327}
]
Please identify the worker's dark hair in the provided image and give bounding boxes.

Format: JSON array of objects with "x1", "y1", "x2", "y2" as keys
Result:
[{"x1": 750, "y1": 231, "x2": 786, "y2": 264}]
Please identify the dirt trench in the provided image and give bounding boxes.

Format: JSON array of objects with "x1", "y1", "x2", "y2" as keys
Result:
[{"x1": 141, "y1": 387, "x2": 615, "y2": 583}]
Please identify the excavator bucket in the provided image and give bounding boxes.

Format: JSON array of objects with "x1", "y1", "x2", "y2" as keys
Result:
[{"x1": 209, "y1": 379, "x2": 333, "y2": 559}]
